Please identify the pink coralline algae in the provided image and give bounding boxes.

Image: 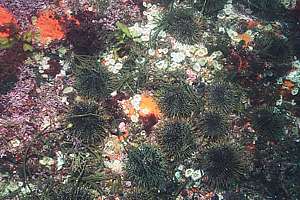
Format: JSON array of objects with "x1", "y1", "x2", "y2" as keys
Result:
[
  {"x1": 0, "y1": 66, "x2": 37, "y2": 156},
  {"x1": 100, "y1": 0, "x2": 142, "y2": 30},
  {"x1": 0, "y1": 64, "x2": 67, "y2": 158}
]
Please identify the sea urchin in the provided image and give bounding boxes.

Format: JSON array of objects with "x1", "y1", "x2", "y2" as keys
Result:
[
  {"x1": 156, "y1": 83, "x2": 202, "y2": 118},
  {"x1": 197, "y1": 112, "x2": 229, "y2": 138},
  {"x1": 157, "y1": 120, "x2": 197, "y2": 161},
  {"x1": 193, "y1": 0, "x2": 228, "y2": 16},
  {"x1": 250, "y1": 107, "x2": 286, "y2": 140},
  {"x1": 202, "y1": 144, "x2": 244, "y2": 191},
  {"x1": 47, "y1": 183, "x2": 92, "y2": 200},
  {"x1": 74, "y1": 55, "x2": 116, "y2": 100},
  {"x1": 206, "y1": 82, "x2": 242, "y2": 114},
  {"x1": 126, "y1": 144, "x2": 167, "y2": 190},
  {"x1": 254, "y1": 31, "x2": 292, "y2": 63},
  {"x1": 163, "y1": 8, "x2": 202, "y2": 45},
  {"x1": 67, "y1": 101, "x2": 109, "y2": 144}
]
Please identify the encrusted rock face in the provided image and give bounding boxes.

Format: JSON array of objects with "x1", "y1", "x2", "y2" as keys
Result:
[{"x1": 1, "y1": 0, "x2": 300, "y2": 199}]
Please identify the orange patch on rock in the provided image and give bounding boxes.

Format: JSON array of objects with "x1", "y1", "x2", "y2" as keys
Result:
[
  {"x1": 282, "y1": 80, "x2": 295, "y2": 91},
  {"x1": 36, "y1": 10, "x2": 64, "y2": 44},
  {"x1": 122, "y1": 93, "x2": 161, "y2": 120},
  {"x1": 0, "y1": 6, "x2": 15, "y2": 25},
  {"x1": 279, "y1": 80, "x2": 295, "y2": 97},
  {"x1": 239, "y1": 33, "x2": 252, "y2": 47},
  {"x1": 0, "y1": 6, "x2": 16, "y2": 38},
  {"x1": 139, "y1": 94, "x2": 161, "y2": 118}
]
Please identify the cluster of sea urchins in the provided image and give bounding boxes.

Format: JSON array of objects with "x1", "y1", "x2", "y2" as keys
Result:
[{"x1": 197, "y1": 112, "x2": 229, "y2": 139}]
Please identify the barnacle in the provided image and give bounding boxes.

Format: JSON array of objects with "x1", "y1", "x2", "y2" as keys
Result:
[
  {"x1": 157, "y1": 120, "x2": 197, "y2": 161},
  {"x1": 206, "y1": 82, "x2": 242, "y2": 114},
  {"x1": 201, "y1": 144, "x2": 244, "y2": 191},
  {"x1": 156, "y1": 83, "x2": 202, "y2": 118},
  {"x1": 67, "y1": 101, "x2": 109, "y2": 144},
  {"x1": 126, "y1": 144, "x2": 167, "y2": 190},
  {"x1": 197, "y1": 112, "x2": 229, "y2": 138},
  {"x1": 250, "y1": 107, "x2": 286, "y2": 140}
]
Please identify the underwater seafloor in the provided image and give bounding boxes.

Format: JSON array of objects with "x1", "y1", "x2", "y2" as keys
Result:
[{"x1": 1, "y1": 0, "x2": 300, "y2": 199}]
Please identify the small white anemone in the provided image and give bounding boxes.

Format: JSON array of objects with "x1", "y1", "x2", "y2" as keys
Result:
[
  {"x1": 195, "y1": 46, "x2": 208, "y2": 57},
  {"x1": 191, "y1": 169, "x2": 204, "y2": 181},
  {"x1": 184, "y1": 168, "x2": 194, "y2": 178},
  {"x1": 171, "y1": 52, "x2": 186, "y2": 63}
]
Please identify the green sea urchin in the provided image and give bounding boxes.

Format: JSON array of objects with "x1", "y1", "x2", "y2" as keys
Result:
[
  {"x1": 126, "y1": 144, "x2": 167, "y2": 190},
  {"x1": 254, "y1": 31, "x2": 292, "y2": 63},
  {"x1": 197, "y1": 112, "x2": 229, "y2": 138},
  {"x1": 157, "y1": 120, "x2": 197, "y2": 161},
  {"x1": 202, "y1": 144, "x2": 244, "y2": 191},
  {"x1": 126, "y1": 190, "x2": 156, "y2": 200},
  {"x1": 223, "y1": 191, "x2": 247, "y2": 200},
  {"x1": 156, "y1": 83, "x2": 202, "y2": 118},
  {"x1": 67, "y1": 101, "x2": 109, "y2": 144},
  {"x1": 250, "y1": 107, "x2": 286, "y2": 140},
  {"x1": 74, "y1": 55, "x2": 116, "y2": 100},
  {"x1": 162, "y1": 9, "x2": 202, "y2": 45},
  {"x1": 206, "y1": 82, "x2": 242, "y2": 114}
]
